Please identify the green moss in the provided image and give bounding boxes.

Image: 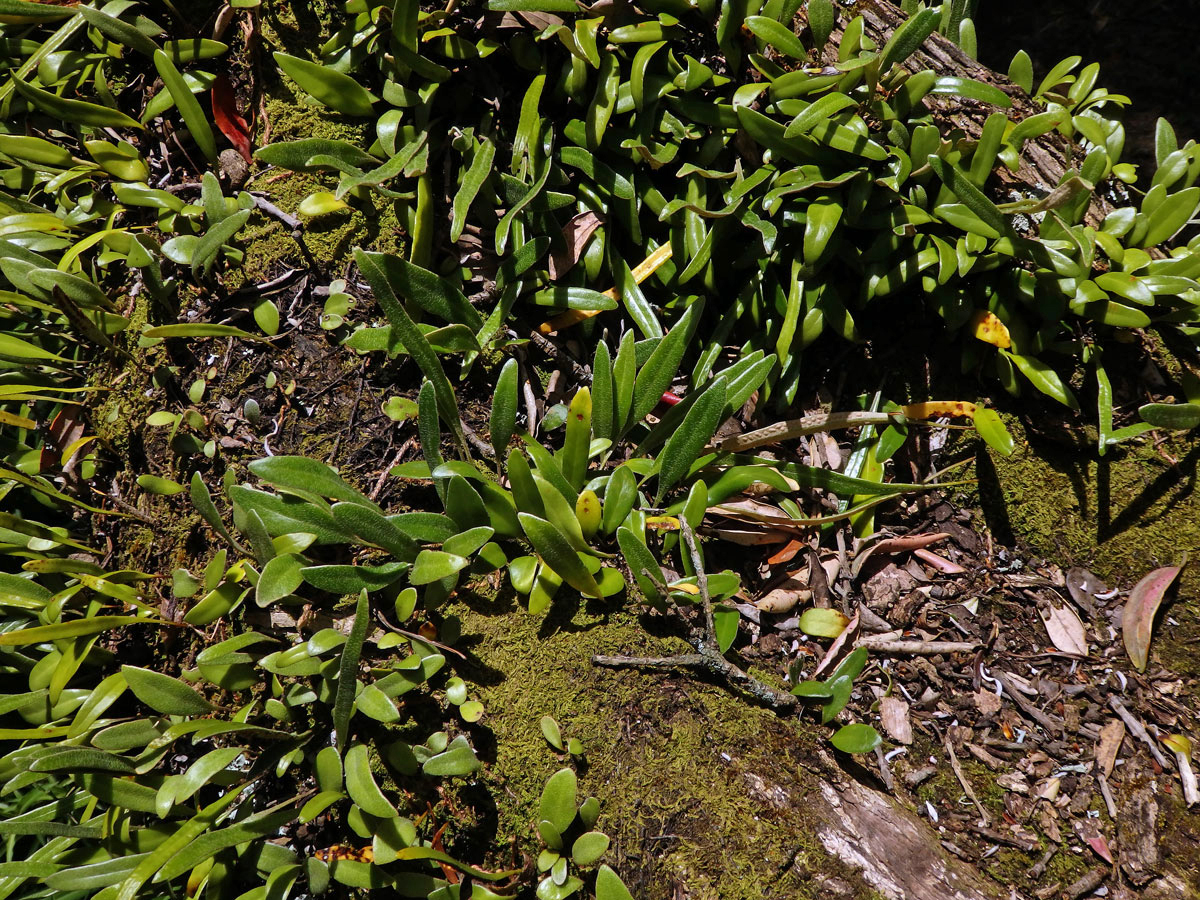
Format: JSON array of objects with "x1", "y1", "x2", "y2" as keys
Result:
[{"x1": 449, "y1": 593, "x2": 882, "y2": 900}]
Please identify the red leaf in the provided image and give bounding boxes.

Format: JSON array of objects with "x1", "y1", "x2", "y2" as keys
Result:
[{"x1": 211, "y1": 75, "x2": 252, "y2": 164}]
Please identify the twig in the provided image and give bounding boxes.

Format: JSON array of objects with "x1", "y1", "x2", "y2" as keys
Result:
[
  {"x1": 1064, "y1": 868, "x2": 1107, "y2": 900},
  {"x1": 942, "y1": 732, "x2": 991, "y2": 825},
  {"x1": 1097, "y1": 772, "x2": 1118, "y2": 818},
  {"x1": 593, "y1": 653, "x2": 797, "y2": 711},
  {"x1": 593, "y1": 518, "x2": 797, "y2": 712},
  {"x1": 462, "y1": 420, "x2": 496, "y2": 459},
  {"x1": 962, "y1": 823, "x2": 1036, "y2": 851},
  {"x1": 526, "y1": 329, "x2": 590, "y2": 383},
  {"x1": 251, "y1": 192, "x2": 301, "y2": 231},
  {"x1": 679, "y1": 519, "x2": 716, "y2": 649},
  {"x1": 1108, "y1": 696, "x2": 1169, "y2": 768},
  {"x1": 993, "y1": 671, "x2": 1064, "y2": 734},
  {"x1": 1029, "y1": 845, "x2": 1057, "y2": 880},
  {"x1": 874, "y1": 744, "x2": 895, "y2": 792},
  {"x1": 857, "y1": 639, "x2": 980, "y2": 655}
]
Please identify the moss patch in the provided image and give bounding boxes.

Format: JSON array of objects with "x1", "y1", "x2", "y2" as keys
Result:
[{"x1": 449, "y1": 593, "x2": 882, "y2": 900}]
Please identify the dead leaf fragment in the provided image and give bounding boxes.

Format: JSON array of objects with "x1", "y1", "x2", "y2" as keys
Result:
[
  {"x1": 879, "y1": 696, "x2": 912, "y2": 744},
  {"x1": 548, "y1": 211, "x2": 604, "y2": 280},
  {"x1": 1095, "y1": 720, "x2": 1125, "y2": 778},
  {"x1": 1123, "y1": 563, "x2": 1183, "y2": 672},
  {"x1": 972, "y1": 690, "x2": 1002, "y2": 718},
  {"x1": 1038, "y1": 598, "x2": 1088, "y2": 656}
]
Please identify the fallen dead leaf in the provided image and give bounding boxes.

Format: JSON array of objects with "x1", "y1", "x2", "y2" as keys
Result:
[
  {"x1": 813, "y1": 611, "x2": 860, "y2": 678},
  {"x1": 766, "y1": 538, "x2": 805, "y2": 566},
  {"x1": 754, "y1": 576, "x2": 811, "y2": 613},
  {"x1": 1122, "y1": 563, "x2": 1183, "y2": 672},
  {"x1": 1095, "y1": 720, "x2": 1125, "y2": 778},
  {"x1": 1038, "y1": 597, "x2": 1088, "y2": 656},
  {"x1": 548, "y1": 211, "x2": 604, "y2": 280},
  {"x1": 972, "y1": 690, "x2": 1003, "y2": 718}
]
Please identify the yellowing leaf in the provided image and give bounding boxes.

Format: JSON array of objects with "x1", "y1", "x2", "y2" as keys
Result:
[
  {"x1": 901, "y1": 400, "x2": 977, "y2": 419},
  {"x1": 968, "y1": 309, "x2": 1012, "y2": 348}
]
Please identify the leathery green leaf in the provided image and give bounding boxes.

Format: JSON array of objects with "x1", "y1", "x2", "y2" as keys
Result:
[
  {"x1": 356, "y1": 249, "x2": 463, "y2": 448},
  {"x1": 0, "y1": 616, "x2": 147, "y2": 646},
  {"x1": 114, "y1": 785, "x2": 247, "y2": 900},
  {"x1": 656, "y1": 378, "x2": 726, "y2": 504},
  {"x1": 559, "y1": 387, "x2": 592, "y2": 490},
  {"x1": 803, "y1": 200, "x2": 843, "y2": 265},
  {"x1": 744, "y1": 16, "x2": 806, "y2": 59},
  {"x1": 519, "y1": 513, "x2": 601, "y2": 598},
  {"x1": 539, "y1": 768, "x2": 577, "y2": 834},
  {"x1": 831, "y1": 723, "x2": 882, "y2": 754},
  {"x1": 972, "y1": 407, "x2": 1015, "y2": 455},
  {"x1": 152, "y1": 51, "x2": 214, "y2": 160},
  {"x1": 345, "y1": 742, "x2": 398, "y2": 817},
  {"x1": 422, "y1": 734, "x2": 481, "y2": 776},
  {"x1": 490, "y1": 357, "x2": 519, "y2": 460},
  {"x1": 12, "y1": 75, "x2": 143, "y2": 130},
  {"x1": 411, "y1": 550, "x2": 469, "y2": 584},
  {"x1": 121, "y1": 665, "x2": 214, "y2": 716},
  {"x1": 273, "y1": 51, "x2": 376, "y2": 116},
  {"x1": 333, "y1": 590, "x2": 369, "y2": 753}
]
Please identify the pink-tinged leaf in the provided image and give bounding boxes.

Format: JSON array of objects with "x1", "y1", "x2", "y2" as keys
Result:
[
  {"x1": 1123, "y1": 564, "x2": 1183, "y2": 672},
  {"x1": 1039, "y1": 599, "x2": 1088, "y2": 656},
  {"x1": 548, "y1": 211, "x2": 604, "y2": 280},
  {"x1": 211, "y1": 75, "x2": 252, "y2": 164},
  {"x1": 1086, "y1": 834, "x2": 1113, "y2": 864}
]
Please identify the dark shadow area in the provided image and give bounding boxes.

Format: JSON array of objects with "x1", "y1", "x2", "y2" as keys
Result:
[
  {"x1": 975, "y1": 0, "x2": 1200, "y2": 170},
  {"x1": 1101, "y1": 443, "x2": 1200, "y2": 541}
]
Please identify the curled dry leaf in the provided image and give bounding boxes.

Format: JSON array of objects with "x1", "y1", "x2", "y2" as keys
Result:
[
  {"x1": 850, "y1": 532, "x2": 949, "y2": 578},
  {"x1": 711, "y1": 527, "x2": 793, "y2": 546},
  {"x1": 548, "y1": 211, "x2": 604, "y2": 280},
  {"x1": 754, "y1": 575, "x2": 811, "y2": 613},
  {"x1": 1038, "y1": 597, "x2": 1088, "y2": 656},
  {"x1": 912, "y1": 547, "x2": 966, "y2": 574},
  {"x1": 1122, "y1": 563, "x2": 1183, "y2": 672},
  {"x1": 812, "y1": 611, "x2": 860, "y2": 679}
]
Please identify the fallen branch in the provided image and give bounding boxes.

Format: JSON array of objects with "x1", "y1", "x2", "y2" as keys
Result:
[{"x1": 593, "y1": 519, "x2": 797, "y2": 712}]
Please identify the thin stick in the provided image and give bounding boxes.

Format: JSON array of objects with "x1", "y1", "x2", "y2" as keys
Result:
[
  {"x1": 679, "y1": 518, "x2": 716, "y2": 648},
  {"x1": 993, "y1": 671, "x2": 1063, "y2": 734},
  {"x1": 713, "y1": 411, "x2": 898, "y2": 453},
  {"x1": 593, "y1": 518, "x2": 797, "y2": 712},
  {"x1": 943, "y1": 732, "x2": 991, "y2": 825},
  {"x1": 857, "y1": 639, "x2": 980, "y2": 655},
  {"x1": 1108, "y1": 696, "x2": 1169, "y2": 768},
  {"x1": 592, "y1": 653, "x2": 797, "y2": 711}
]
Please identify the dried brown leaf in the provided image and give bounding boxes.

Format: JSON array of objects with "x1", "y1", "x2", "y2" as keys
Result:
[
  {"x1": 1038, "y1": 598, "x2": 1088, "y2": 656},
  {"x1": 548, "y1": 211, "x2": 604, "y2": 280},
  {"x1": 754, "y1": 576, "x2": 810, "y2": 613},
  {"x1": 1095, "y1": 720, "x2": 1125, "y2": 778}
]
